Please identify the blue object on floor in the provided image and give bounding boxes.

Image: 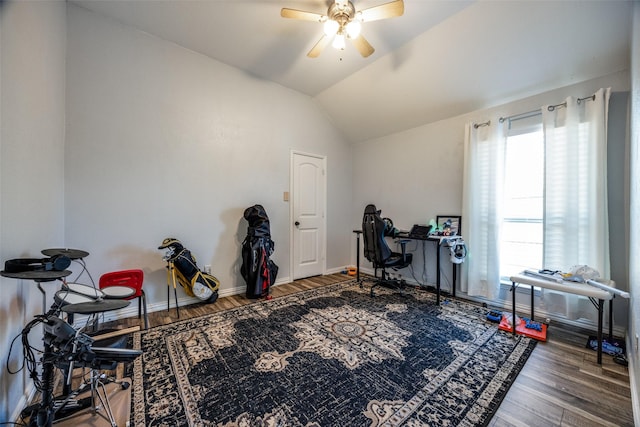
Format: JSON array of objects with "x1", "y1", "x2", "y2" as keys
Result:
[
  {"x1": 588, "y1": 339, "x2": 623, "y2": 355},
  {"x1": 486, "y1": 310, "x2": 502, "y2": 323},
  {"x1": 525, "y1": 319, "x2": 542, "y2": 331}
]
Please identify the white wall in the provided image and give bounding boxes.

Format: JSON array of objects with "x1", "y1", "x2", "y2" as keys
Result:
[
  {"x1": 0, "y1": 0, "x2": 67, "y2": 420},
  {"x1": 65, "y1": 5, "x2": 353, "y2": 311},
  {"x1": 628, "y1": 2, "x2": 640, "y2": 425},
  {"x1": 0, "y1": 0, "x2": 635, "y2": 422},
  {"x1": 352, "y1": 70, "x2": 631, "y2": 328}
]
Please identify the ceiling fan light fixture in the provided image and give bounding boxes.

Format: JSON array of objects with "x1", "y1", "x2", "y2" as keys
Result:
[
  {"x1": 323, "y1": 19, "x2": 340, "y2": 36},
  {"x1": 345, "y1": 20, "x2": 361, "y2": 38},
  {"x1": 332, "y1": 33, "x2": 346, "y2": 50},
  {"x1": 282, "y1": 0, "x2": 405, "y2": 58}
]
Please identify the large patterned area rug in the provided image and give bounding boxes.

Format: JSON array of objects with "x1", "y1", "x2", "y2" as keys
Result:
[{"x1": 131, "y1": 280, "x2": 536, "y2": 426}]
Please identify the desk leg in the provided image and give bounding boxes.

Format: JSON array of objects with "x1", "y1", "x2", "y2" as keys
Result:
[
  {"x1": 597, "y1": 299, "x2": 603, "y2": 365},
  {"x1": 356, "y1": 233, "x2": 361, "y2": 285},
  {"x1": 353, "y1": 230, "x2": 363, "y2": 287},
  {"x1": 511, "y1": 281, "x2": 516, "y2": 337},
  {"x1": 452, "y1": 263, "x2": 456, "y2": 298},
  {"x1": 436, "y1": 243, "x2": 441, "y2": 305}
]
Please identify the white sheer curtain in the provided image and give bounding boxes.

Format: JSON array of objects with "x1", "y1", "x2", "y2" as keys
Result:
[
  {"x1": 541, "y1": 87, "x2": 611, "y2": 318},
  {"x1": 461, "y1": 121, "x2": 507, "y2": 299}
]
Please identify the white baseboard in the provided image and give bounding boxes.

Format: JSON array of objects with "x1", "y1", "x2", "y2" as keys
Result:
[
  {"x1": 11, "y1": 380, "x2": 36, "y2": 423},
  {"x1": 100, "y1": 267, "x2": 353, "y2": 323},
  {"x1": 77, "y1": 271, "x2": 362, "y2": 326},
  {"x1": 356, "y1": 267, "x2": 628, "y2": 337},
  {"x1": 469, "y1": 291, "x2": 629, "y2": 338},
  {"x1": 326, "y1": 266, "x2": 350, "y2": 275}
]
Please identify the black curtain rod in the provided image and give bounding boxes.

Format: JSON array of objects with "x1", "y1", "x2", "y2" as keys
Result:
[
  {"x1": 547, "y1": 94, "x2": 596, "y2": 112},
  {"x1": 499, "y1": 109, "x2": 540, "y2": 124},
  {"x1": 473, "y1": 120, "x2": 490, "y2": 129}
]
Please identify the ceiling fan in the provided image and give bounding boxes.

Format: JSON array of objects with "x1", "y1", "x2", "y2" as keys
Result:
[{"x1": 281, "y1": 0, "x2": 404, "y2": 58}]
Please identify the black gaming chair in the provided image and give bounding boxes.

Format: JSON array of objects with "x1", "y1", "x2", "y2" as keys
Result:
[{"x1": 362, "y1": 204, "x2": 412, "y2": 296}]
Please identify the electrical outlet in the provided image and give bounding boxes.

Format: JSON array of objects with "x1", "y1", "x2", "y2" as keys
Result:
[{"x1": 204, "y1": 265, "x2": 211, "y2": 274}]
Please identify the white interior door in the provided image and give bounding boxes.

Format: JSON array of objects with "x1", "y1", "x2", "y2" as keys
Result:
[{"x1": 291, "y1": 152, "x2": 326, "y2": 279}]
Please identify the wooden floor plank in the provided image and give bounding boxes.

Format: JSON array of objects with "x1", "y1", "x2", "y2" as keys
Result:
[
  {"x1": 498, "y1": 385, "x2": 564, "y2": 425},
  {"x1": 516, "y1": 370, "x2": 631, "y2": 424},
  {"x1": 521, "y1": 354, "x2": 631, "y2": 398}
]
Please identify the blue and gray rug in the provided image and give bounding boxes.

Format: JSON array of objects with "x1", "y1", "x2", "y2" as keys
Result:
[{"x1": 131, "y1": 280, "x2": 535, "y2": 426}]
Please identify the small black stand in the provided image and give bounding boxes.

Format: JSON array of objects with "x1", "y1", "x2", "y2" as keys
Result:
[{"x1": 1, "y1": 269, "x2": 72, "y2": 427}]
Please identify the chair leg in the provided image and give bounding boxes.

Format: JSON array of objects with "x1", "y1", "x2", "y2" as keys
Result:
[
  {"x1": 370, "y1": 268, "x2": 405, "y2": 297},
  {"x1": 141, "y1": 290, "x2": 149, "y2": 329},
  {"x1": 370, "y1": 268, "x2": 386, "y2": 297}
]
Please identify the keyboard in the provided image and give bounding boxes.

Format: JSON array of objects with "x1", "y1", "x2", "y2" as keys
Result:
[{"x1": 408, "y1": 224, "x2": 433, "y2": 240}]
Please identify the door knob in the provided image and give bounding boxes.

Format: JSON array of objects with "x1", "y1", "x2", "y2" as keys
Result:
[{"x1": 294, "y1": 221, "x2": 300, "y2": 227}]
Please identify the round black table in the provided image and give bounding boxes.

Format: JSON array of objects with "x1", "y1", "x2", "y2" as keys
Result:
[
  {"x1": 61, "y1": 299, "x2": 130, "y2": 314},
  {"x1": 1, "y1": 269, "x2": 72, "y2": 314},
  {"x1": 42, "y1": 248, "x2": 93, "y2": 286},
  {"x1": 1, "y1": 269, "x2": 71, "y2": 281}
]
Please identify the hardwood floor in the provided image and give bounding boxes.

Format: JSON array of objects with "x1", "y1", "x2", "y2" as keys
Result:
[
  {"x1": 490, "y1": 322, "x2": 634, "y2": 426},
  {"x1": 108, "y1": 273, "x2": 634, "y2": 426}
]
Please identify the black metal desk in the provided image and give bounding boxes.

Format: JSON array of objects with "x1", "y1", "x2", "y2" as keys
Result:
[
  {"x1": 352, "y1": 231, "x2": 457, "y2": 304},
  {"x1": 352, "y1": 230, "x2": 362, "y2": 284},
  {"x1": 410, "y1": 234, "x2": 458, "y2": 304}
]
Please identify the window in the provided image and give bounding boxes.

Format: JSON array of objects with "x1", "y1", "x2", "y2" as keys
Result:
[
  {"x1": 500, "y1": 124, "x2": 544, "y2": 280},
  {"x1": 464, "y1": 88, "x2": 609, "y2": 302}
]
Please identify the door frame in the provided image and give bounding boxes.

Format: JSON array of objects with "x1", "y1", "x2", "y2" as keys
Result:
[{"x1": 289, "y1": 150, "x2": 327, "y2": 280}]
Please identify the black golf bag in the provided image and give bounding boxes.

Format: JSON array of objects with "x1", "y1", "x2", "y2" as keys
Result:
[
  {"x1": 158, "y1": 238, "x2": 220, "y2": 303},
  {"x1": 241, "y1": 205, "x2": 278, "y2": 299}
]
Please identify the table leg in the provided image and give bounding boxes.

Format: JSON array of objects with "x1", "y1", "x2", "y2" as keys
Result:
[
  {"x1": 597, "y1": 299, "x2": 603, "y2": 365},
  {"x1": 436, "y1": 242, "x2": 441, "y2": 305},
  {"x1": 452, "y1": 262, "x2": 456, "y2": 298},
  {"x1": 512, "y1": 281, "x2": 516, "y2": 337},
  {"x1": 356, "y1": 233, "x2": 361, "y2": 284}
]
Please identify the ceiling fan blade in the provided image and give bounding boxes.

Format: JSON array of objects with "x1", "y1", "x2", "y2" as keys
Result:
[
  {"x1": 358, "y1": 0, "x2": 404, "y2": 22},
  {"x1": 350, "y1": 34, "x2": 375, "y2": 57},
  {"x1": 307, "y1": 35, "x2": 332, "y2": 58},
  {"x1": 281, "y1": 8, "x2": 325, "y2": 22}
]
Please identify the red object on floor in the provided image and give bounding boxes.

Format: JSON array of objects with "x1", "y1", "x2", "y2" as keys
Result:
[{"x1": 498, "y1": 315, "x2": 547, "y2": 341}]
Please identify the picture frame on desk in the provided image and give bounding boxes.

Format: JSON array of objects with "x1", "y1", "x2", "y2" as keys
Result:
[{"x1": 436, "y1": 215, "x2": 461, "y2": 236}]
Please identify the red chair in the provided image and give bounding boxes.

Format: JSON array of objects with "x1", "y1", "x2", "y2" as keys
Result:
[{"x1": 99, "y1": 269, "x2": 148, "y2": 329}]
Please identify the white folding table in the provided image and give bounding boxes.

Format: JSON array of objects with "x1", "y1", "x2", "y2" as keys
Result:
[{"x1": 509, "y1": 273, "x2": 620, "y2": 364}]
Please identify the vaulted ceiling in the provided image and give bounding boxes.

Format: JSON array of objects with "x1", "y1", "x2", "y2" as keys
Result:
[{"x1": 71, "y1": 0, "x2": 632, "y2": 142}]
